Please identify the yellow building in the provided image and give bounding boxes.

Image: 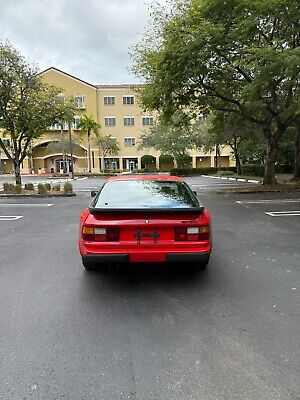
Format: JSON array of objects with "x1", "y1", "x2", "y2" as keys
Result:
[{"x1": 0, "y1": 67, "x2": 235, "y2": 174}]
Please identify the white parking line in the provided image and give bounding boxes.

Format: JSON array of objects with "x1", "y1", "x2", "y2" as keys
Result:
[
  {"x1": 0, "y1": 203, "x2": 53, "y2": 207},
  {"x1": 265, "y1": 211, "x2": 300, "y2": 217},
  {"x1": 0, "y1": 216, "x2": 23, "y2": 221},
  {"x1": 237, "y1": 199, "x2": 300, "y2": 204}
]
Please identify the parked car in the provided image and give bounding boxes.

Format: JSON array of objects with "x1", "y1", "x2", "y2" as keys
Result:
[{"x1": 78, "y1": 175, "x2": 212, "y2": 270}]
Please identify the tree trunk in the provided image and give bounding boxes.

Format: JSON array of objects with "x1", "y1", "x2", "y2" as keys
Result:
[
  {"x1": 98, "y1": 147, "x2": 101, "y2": 173},
  {"x1": 88, "y1": 131, "x2": 91, "y2": 173},
  {"x1": 28, "y1": 141, "x2": 33, "y2": 174},
  {"x1": 61, "y1": 126, "x2": 66, "y2": 173},
  {"x1": 215, "y1": 144, "x2": 219, "y2": 168},
  {"x1": 293, "y1": 121, "x2": 300, "y2": 180},
  {"x1": 232, "y1": 130, "x2": 242, "y2": 175},
  {"x1": 68, "y1": 123, "x2": 74, "y2": 179},
  {"x1": 263, "y1": 135, "x2": 278, "y2": 185},
  {"x1": 14, "y1": 162, "x2": 21, "y2": 186}
]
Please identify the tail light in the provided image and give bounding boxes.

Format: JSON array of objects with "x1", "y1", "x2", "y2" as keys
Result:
[
  {"x1": 82, "y1": 226, "x2": 119, "y2": 242},
  {"x1": 174, "y1": 226, "x2": 210, "y2": 241}
]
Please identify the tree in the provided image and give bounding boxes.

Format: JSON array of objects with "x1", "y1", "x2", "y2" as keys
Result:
[
  {"x1": 138, "y1": 112, "x2": 198, "y2": 168},
  {"x1": 77, "y1": 114, "x2": 100, "y2": 173},
  {"x1": 0, "y1": 42, "x2": 67, "y2": 185},
  {"x1": 47, "y1": 134, "x2": 82, "y2": 175},
  {"x1": 238, "y1": 134, "x2": 266, "y2": 166},
  {"x1": 141, "y1": 154, "x2": 156, "y2": 169},
  {"x1": 132, "y1": 0, "x2": 300, "y2": 184},
  {"x1": 209, "y1": 113, "x2": 258, "y2": 174},
  {"x1": 56, "y1": 96, "x2": 76, "y2": 177},
  {"x1": 293, "y1": 116, "x2": 300, "y2": 180},
  {"x1": 93, "y1": 134, "x2": 119, "y2": 172}
]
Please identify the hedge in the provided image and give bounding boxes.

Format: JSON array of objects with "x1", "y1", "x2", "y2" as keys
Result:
[
  {"x1": 171, "y1": 167, "x2": 237, "y2": 176},
  {"x1": 241, "y1": 165, "x2": 265, "y2": 176}
]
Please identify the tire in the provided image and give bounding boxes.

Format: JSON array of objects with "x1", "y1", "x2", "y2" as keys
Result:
[
  {"x1": 200, "y1": 255, "x2": 210, "y2": 270},
  {"x1": 82, "y1": 258, "x2": 96, "y2": 271}
]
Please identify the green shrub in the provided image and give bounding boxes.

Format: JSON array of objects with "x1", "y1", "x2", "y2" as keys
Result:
[
  {"x1": 141, "y1": 155, "x2": 156, "y2": 168},
  {"x1": 159, "y1": 154, "x2": 174, "y2": 164},
  {"x1": 171, "y1": 167, "x2": 237, "y2": 176},
  {"x1": 52, "y1": 173, "x2": 69, "y2": 177},
  {"x1": 52, "y1": 184, "x2": 61, "y2": 191},
  {"x1": 74, "y1": 172, "x2": 117, "y2": 177},
  {"x1": 15, "y1": 184, "x2": 22, "y2": 194},
  {"x1": 64, "y1": 182, "x2": 73, "y2": 193},
  {"x1": 44, "y1": 183, "x2": 51, "y2": 191},
  {"x1": 241, "y1": 165, "x2": 264, "y2": 176},
  {"x1": 3, "y1": 182, "x2": 15, "y2": 192},
  {"x1": 219, "y1": 170, "x2": 235, "y2": 176},
  {"x1": 24, "y1": 183, "x2": 34, "y2": 191},
  {"x1": 37, "y1": 183, "x2": 46, "y2": 194}
]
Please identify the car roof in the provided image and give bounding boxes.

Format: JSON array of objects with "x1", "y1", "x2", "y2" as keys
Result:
[{"x1": 108, "y1": 174, "x2": 183, "y2": 182}]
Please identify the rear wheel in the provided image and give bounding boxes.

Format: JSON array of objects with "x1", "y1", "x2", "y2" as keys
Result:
[
  {"x1": 200, "y1": 255, "x2": 210, "y2": 270},
  {"x1": 191, "y1": 255, "x2": 210, "y2": 271},
  {"x1": 82, "y1": 258, "x2": 96, "y2": 271}
]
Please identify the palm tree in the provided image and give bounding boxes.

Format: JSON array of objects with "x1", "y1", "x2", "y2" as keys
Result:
[
  {"x1": 77, "y1": 115, "x2": 100, "y2": 173},
  {"x1": 93, "y1": 135, "x2": 120, "y2": 172}
]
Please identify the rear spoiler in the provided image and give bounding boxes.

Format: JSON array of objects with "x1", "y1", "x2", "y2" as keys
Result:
[{"x1": 89, "y1": 206, "x2": 205, "y2": 215}]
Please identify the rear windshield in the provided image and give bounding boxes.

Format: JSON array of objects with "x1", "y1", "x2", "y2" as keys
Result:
[{"x1": 92, "y1": 180, "x2": 200, "y2": 209}]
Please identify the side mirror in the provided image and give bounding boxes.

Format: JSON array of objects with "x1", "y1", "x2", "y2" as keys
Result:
[
  {"x1": 193, "y1": 190, "x2": 197, "y2": 196},
  {"x1": 91, "y1": 190, "x2": 97, "y2": 197}
]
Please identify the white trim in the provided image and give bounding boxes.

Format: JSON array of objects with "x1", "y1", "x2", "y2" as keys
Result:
[
  {"x1": 0, "y1": 204, "x2": 53, "y2": 208},
  {"x1": 237, "y1": 199, "x2": 300, "y2": 205},
  {"x1": 0, "y1": 216, "x2": 23, "y2": 221},
  {"x1": 34, "y1": 154, "x2": 83, "y2": 160},
  {"x1": 265, "y1": 211, "x2": 300, "y2": 217}
]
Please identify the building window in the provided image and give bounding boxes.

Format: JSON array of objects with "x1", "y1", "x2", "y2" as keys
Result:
[
  {"x1": 105, "y1": 117, "x2": 116, "y2": 126},
  {"x1": 124, "y1": 116, "x2": 134, "y2": 126},
  {"x1": 104, "y1": 96, "x2": 115, "y2": 105},
  {"x1": 75, "y1": 95, "x2": 85, "y2": 109},
  {"x1": 142, "y1": 116, "x2": 154, "y2": 126},
  {"x1": 124, "y1": 137, "x2": 135, "y2": 147},
  {"x1": 1, "y1": 139, "x2": 11, "y2": 148},
  {"x1": 73, "y1": 116, "x2": 81, "y2": 130},
  {"x1": 123, "y1": 95, "x2": 134, "y2": 105},
  {"x1": 50, "y1": 123, "x2": 61, "y2": 131},
  {"x1": 198, "y1": 113, "x2": 207, "y2": 123}
]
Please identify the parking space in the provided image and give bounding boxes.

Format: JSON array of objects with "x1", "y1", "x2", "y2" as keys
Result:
[
  {"x1": 0, "y1": 175, "x2": 299, "y2": 399},
  {"x1": 236, "y1": 197, "x2": 300, "y2": 219}
]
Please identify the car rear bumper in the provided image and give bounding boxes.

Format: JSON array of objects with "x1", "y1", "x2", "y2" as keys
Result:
[{"x1": 82, "y1": 251, "x2": 210, "y2": 264}]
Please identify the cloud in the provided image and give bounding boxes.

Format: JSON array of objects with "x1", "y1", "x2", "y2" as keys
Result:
[{"x1": 0, "y1": 0, "x2": 153, "y2": 84}]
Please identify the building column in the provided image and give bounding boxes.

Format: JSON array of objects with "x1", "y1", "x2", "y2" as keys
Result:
[
  {"x1": 137, "y1": 157, "x2": 141, "y2": 170},
  {"x1": 210, "y1": 153, "x2": 215, "y2": 167},
  {"x1": 155, "y1": 156, "x2": 160, "y2": 170},
  {"x1": 192, "y1": 156, "x2": 196, "y2": 168}
]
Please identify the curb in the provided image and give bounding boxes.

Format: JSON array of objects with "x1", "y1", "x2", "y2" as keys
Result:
[
  {"x1": 202, "y1": 175, "x2": 261, "y2": 184},
  {"x1": 217, "y1": 188, "x2": 300, "y2": 194},
  {"x1": 0, "y1": 193, "x2": 76, "y2": 198}
]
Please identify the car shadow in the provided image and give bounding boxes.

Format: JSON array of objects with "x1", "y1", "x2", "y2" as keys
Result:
[{"x1": 79, "y1": 261, "x2": 213, "y2": 298}]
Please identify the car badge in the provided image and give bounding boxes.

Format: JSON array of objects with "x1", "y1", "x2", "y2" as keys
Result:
[{"x1": 145, "y1": 219, "x2": 149, "y2": 224}]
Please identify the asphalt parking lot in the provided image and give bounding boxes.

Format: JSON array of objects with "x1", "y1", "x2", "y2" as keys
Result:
[{"x1": 0, "y1": 176, "x2": 299, "y2": 400}]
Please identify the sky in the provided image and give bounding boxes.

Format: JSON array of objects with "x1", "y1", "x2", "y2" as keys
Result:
[{"x1": 0, "y1": 0, "x2": 155, "y2": 85}]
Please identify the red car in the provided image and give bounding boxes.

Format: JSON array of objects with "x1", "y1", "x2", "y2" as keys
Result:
[{"x1": 79, "y1": 175, "x2": 212, "y2": 270}]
